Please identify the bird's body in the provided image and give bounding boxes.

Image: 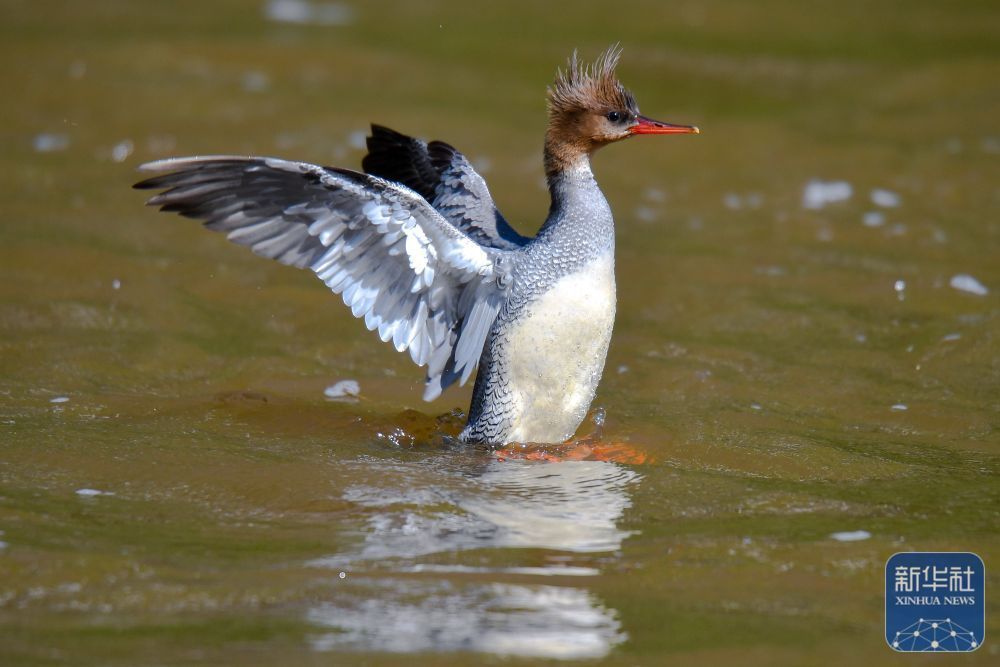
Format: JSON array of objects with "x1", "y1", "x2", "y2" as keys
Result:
[
  {"x1": 136, "y1": 47, "x2": 697, "y2": 446},
  {"x1": 462, "y1": 162, "x2": 617, "y2": 443}
]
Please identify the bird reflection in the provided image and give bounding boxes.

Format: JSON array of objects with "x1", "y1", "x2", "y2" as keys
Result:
[{"x1": 307, "y1": 458, "x2": 640, "y2": 659}]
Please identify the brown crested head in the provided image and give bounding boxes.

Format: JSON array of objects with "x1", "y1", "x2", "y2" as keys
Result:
[
  {"x1": 546, "y1": 46, "x2": 637, "y2": 157},
  {"x1": 544, "y1": 45, "x2": 699, "y2": 178}
]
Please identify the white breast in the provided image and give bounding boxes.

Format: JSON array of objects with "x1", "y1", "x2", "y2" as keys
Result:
[{"x1": 504, "y1": 252, "x2": 616, "y2": 443}]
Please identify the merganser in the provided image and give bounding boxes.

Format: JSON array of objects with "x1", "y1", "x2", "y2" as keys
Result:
[{"x1": 135, "y1": 46, "x2": 698, "y2": 446}]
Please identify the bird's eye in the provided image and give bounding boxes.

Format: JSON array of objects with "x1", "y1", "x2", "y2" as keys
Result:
[{"x1": 606, "y1": 111, "x2": 623, "y2": 123}]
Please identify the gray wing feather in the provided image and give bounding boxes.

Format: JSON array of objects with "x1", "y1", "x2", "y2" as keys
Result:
[
  {"x1": 427, "y1": 141, "x2": 528, "y2": 251},
  {"x1": 136, "y1": 155, "x2": 510, "y2": 398}
]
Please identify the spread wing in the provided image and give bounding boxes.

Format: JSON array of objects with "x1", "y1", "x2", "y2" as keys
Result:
[
  {"x1": 361, "y1": 125, "x2": 529, "y2": 251},
  {"x1": 135, "y1": 156, "x2": 513, "y2": 400}
]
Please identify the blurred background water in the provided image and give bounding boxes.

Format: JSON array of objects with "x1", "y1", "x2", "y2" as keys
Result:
[{"x1": 0, "y1": 1, "x2": 998, "y2": 664}]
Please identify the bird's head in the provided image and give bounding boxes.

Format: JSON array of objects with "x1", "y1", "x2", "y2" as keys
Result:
[{"x1": 545, "y1": 46, "x2": 698, "y2": 176}]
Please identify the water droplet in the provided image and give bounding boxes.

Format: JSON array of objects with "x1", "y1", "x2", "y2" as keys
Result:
[{"x1": 894, "y1": 280, "x2": 906, "y2": 301}]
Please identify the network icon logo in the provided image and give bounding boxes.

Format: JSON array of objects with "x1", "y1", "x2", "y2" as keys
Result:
[
  {"x1": 886, "y1": 552, "x2": 985, "y2": 652},
  {"x1": 890, "y1": 618, "x2": 978, "y2": 652}
]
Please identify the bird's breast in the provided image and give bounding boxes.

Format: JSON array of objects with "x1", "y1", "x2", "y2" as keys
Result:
[{"x1": 502, "y1": 251, "x2": 616, "y2": 443}]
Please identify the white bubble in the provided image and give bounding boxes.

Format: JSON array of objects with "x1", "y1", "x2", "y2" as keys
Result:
[
  {"x1": 870, "y1": 188, "x2": 901, "y2": 208},
  {"x1": 241, "y1": 71, "x2": 270, "y2": 93},
  {"x1": 111, "y1": 139, "x2": 134, "y2": 163},
  {"x1": 34, "y1": 133, "x2": 70, "y2": 153},
  {"x1": 802, "y1": 179, "x2": 852, "y2": 209},
  {"x1": 634, "y1": 205, "x2": 658, "y2": 223},
  {"x1": 324, "y1": 379, "x2": 360, "y2": 400},
  {"x1": 949, "y1": 274, "x2": 988, "y2": 296},
  {"x1": 862, "y1": 211, "x2": 885, "y2": 227},
  {"x1": 829, "y1": 530, "x2": 871, "y2": 542},
  {"x1": 263, "y1": 0, "x2": 354, "y2": 25},
  {"x1": 642, "y1": 187, "x2": 665, "y2": 203}
]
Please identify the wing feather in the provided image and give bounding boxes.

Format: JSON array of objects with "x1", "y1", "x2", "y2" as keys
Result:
[
  {"x1": 362, "y1": 125, "x2": 528, "y2": 251},
  {"x1": 136, "y1": 155, "x2": 511, "y2": 399}
]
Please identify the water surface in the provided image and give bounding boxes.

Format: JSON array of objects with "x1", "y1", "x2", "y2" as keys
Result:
[{"x1": 1, "y1": 1, "x2": 998, "y2": 664}]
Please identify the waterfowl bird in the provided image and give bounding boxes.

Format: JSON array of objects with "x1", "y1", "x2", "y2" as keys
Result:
[{"x1": 134, "y1": 46, "x2": 699, "y2": 446}]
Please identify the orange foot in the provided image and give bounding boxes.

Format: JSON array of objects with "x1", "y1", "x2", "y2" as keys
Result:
[{"x1": 494, "y1": 440, "x2": 649, "y2": 465}]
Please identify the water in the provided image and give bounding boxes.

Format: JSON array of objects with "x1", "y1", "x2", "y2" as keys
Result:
[{"x1": 1, "y1": 1, "x2": 998, "y2": 664}]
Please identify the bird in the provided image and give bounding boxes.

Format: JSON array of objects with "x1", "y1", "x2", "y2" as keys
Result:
[{"x1": 134, "y1": 46, "x2": 699, "y2": 446}]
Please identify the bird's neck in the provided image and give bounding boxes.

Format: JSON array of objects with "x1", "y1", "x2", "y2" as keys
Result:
[
  {"x1": 537, "y1": 142, "x2": 614, "y2": 253},
  {"x1": 543, "y1": 129, "x2": 590, "y2": 182}
]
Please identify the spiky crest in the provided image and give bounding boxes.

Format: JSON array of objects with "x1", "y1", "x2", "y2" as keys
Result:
[{"x1": 547, "y1": 44, "x2": 637, "y2": 118}]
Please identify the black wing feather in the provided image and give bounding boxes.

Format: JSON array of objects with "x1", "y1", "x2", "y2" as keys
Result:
[{"x1": 362, "y1": 124, "x2": 529, "y2": 251}]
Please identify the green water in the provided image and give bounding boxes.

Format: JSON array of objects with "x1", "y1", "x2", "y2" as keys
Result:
[{"x1": 1, "y1": 1, "x2": 998, "y2": 664}]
